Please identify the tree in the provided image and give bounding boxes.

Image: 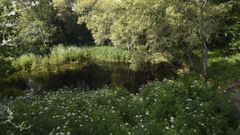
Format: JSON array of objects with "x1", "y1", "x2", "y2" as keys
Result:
[
  {"x1": 0, "y1": 0, "x2": 58, "y2": 53},
  {"x1": 14, "y1": 0, "x2": 65, "y2": 54},
  {"x1": 74, "y1": 0, "x2": 119, "y2": 45},
  {"x1": 0, "y1": 0, "x2": 19, "y2": 47},
  {"x1": 74, "y1": 0, "x2": 170, "y2": 49},
  {"x1": 52, "y1": 0, "x2": 93, "y2": 44},
  {"x1": 17, "y1": 19, "x2": 57, "y2": 53},
  {"x1": 110, "y1": 0, "x2": 170, "y2": 50},
  {"x1": 0, "y1": 0, "x2": 43, "y2": 56},
  {"x1": 166, "y1": 0, "x2": 230, "y2": 78},
  {"x1": 228, "y1": 0, "x2": 240, "y2": 52}
]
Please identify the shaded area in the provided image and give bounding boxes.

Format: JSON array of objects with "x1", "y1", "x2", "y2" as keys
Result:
[
  {"x1": 208, "y1": 52, "x2": 240, "y2": 88},
  {"x1": 0, "y1": 62, "x2": 175, "y2": 98}
]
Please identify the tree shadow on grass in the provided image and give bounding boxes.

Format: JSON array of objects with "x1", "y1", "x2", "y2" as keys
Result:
[{"x1": 208, "y1": 52, "x2": 240, "y2": 88}]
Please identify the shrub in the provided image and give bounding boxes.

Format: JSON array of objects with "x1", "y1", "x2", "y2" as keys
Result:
[
  {"x1": 0, "y1": 57, "x2": 15, "y2": 77},
  {"x1": 0, "y1": 76, "x2": 235, "y2": 134},
  {"x1": 138, "y1": 76, "x2": 232, "y2": 135},
  {"x1": 12, "y1": 54, "x2": 38, "y2": 70},
  {"x1": 130, "y1": 50, "x2": 171, "y2": 70}
]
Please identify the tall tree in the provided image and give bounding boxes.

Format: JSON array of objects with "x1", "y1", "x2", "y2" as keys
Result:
[
  {"x1": 166, "y1": 0, "x2": 229, "y2": 78},
  {"x1": 0, "y1": 0, "x2": 19, "y2": 47},
  {"x1": 74, "y1": 0, "x2": 119, "y2": 45},
  {"x1": 52, "y1": 0, "x2": 93, "y2": 44},
  {"x1": 228, "y1": 0, "x2": 240, "y2": 52}
]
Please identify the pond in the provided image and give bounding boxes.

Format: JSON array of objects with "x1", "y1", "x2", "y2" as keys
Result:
[{"x1": 0, "y1": 62, "x2": 175, "y2": 99}]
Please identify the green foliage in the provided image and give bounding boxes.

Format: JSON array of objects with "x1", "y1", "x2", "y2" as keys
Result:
[
  {"x1": 12, "y1": 45, "x2": 83, "y2": 71},
  {"x1": 1, "y1": 0, "x2": 237, "y2": 76},
  {"x1": 74, "y1": 0, "x2": 120, "y2": 45},
  {"x1": 229, "y1": 20, "x2": 240, "y2": 51},
  {"x1": 12, "y1": 45, "x2": 171, "y2": 72},
  {"x1": 17, "y1": 19, "x2": 57, "y2": 53},
  {"x1": 228, "y1": 125, "x2": 240, "y2": 135},
  {"x1": 73, "y1": 0, "x2": 230, "y2": 49},
  {"x1": 12, "y1": 45, "x2": 129, "y2": 71},
  {"x1": 208, "y1": 51, "x2": 240, "y2": 87},
  {"x1": 83, "y1": 46, "x2": 131, "y2": 62},
  {"x1": 74, "y1": 0, "x2": 170, "y2": 48},
  {"x1": 129, "y1": 50, "x2": 170, "y2": 71},
  {"x1": 138, "y1": 76, "x2": 233, "y2": 135},
  {"x1": 0, "y1": 0, "x2": 19, "y2": 46},
  {"x1": 12, "y1": 53, "x2": 38, "y2": 70},
  {"x1": 14, "y1": 0, "x2": 62, "y2": 53},
  {"x1": 0, "y1": 76, "x2": 235, "y2": 134},
  {"x1": 0, "y1": 56, "x2": 15, "y2": 77},
  {"x1": 49, "y1": 45, "x2": 86, "y2": 65},
  {"x1": 48, "y1": 45, "x2": 131, "y2": 64},
  {"x1": 227, "y1": 0, "x2": 240, "y2": 52},
  {"x1": 52, "y1": 0, "x2": 93, "y2": 44},
  {"x1": 0, "y1": 0, "x2": 91, "y2": 54},
  {"x1": 110, "y1": 0, "x2": 170, "y2": 48}
]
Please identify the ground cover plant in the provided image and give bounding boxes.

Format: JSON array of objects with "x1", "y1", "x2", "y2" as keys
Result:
[{"x1": 0, "y1": 76, "x2": 236, "y2": 135}]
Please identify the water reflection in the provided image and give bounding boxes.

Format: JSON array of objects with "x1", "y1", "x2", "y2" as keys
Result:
[{"x1": 0, "y1": 62, "x2": 175, "y2": 98}]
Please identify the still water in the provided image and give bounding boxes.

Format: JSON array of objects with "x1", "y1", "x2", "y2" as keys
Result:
[{"x1": 0, "y1": 62, "x2": 175, "y2": 98}]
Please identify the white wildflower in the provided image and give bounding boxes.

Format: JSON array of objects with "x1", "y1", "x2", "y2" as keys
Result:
[
  {"x1": 8, "y1": 11, "x2": 16, "y2": 16},
  {"x1": 170, "y1": 117, "x2": 175, "y2": 123}
]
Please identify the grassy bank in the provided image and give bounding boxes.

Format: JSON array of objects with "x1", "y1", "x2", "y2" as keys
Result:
[
  {"x1": 12, "y1": 45, "x2": 171, "y2": 72},
  {"x1": 1, "y1": 75, "x2": 237, "y2": 135},
  {"x1": 208, "y1": 51, "x2": 240, "y2": 88}
]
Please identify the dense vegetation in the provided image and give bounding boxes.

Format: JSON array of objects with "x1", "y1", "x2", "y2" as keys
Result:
[
  {"x1": 0, "y1": 0, "x2": 239, "y2": 75},
  {"x1": 0, "y1": 76, "x2": 236, "y2": 135},
  {"x1": 0, "y1": 0, "x2": 240, "y2": 134},
  {"x1": 12, "y1": 45, "x2": 170, "y2": 72}
]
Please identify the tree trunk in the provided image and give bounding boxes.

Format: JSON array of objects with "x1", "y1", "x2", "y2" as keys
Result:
[
  {"x1": 180, "y1": 39, "x2": 195, "y2": 70},
  {"x1": 200, "y1": 38, "x2": 208, "y2": 79},
  {"x1": 199, "y1": 0, "x2": 208, "y2": 79}
]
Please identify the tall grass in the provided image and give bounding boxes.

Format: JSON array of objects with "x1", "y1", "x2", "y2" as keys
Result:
[
  {"x1": 48, "y1": 45, "x2": 132, "y2": 64},
  {"x1": 49, "y1": 46, "x2": 85, "y2": 65},
  {"x1": 13, "y1": 54, "x2": 38, "y2": 70},
  {"x1": 12, "y1": 45, "x2": 170, "y2": 72},
  {"x1": 84, "y1": 46, "x2": 131, "y2": 62},
  {"x1": 208, "y1": 51, "x2": 240, "y2": 87}
]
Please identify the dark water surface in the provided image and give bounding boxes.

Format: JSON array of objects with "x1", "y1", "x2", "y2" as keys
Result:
[{"x1": 0, "y1": 62, "x2": 175, "y2": 98}]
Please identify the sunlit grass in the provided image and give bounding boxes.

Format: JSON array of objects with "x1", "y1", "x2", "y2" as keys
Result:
[
  {"x1": 13, "y1": 53, "x2": 38, "y2": 70},
  {"x1": 12, "y1": 45, "x2": 171, "y2": 72},
  {"x1": 208, "y1": 51, "x2": 240, "y2": 88}
]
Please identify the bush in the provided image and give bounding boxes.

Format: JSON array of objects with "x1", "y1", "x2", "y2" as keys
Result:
[
  {"x1": 12, "y1": 54, "x2": 38, "y2": 70},
  {"x1": 0, "y1": 57, "x2": 15, "y2": 77},
  {"x1": 0, "y1": 76, "x2": 235, "y2": 134},
  {"x1": 138, "y1": 76, "x2": 232, "y2": 135},
  {"x1": 130, "y1": 50, "x2": 171, "y2": 70}
]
